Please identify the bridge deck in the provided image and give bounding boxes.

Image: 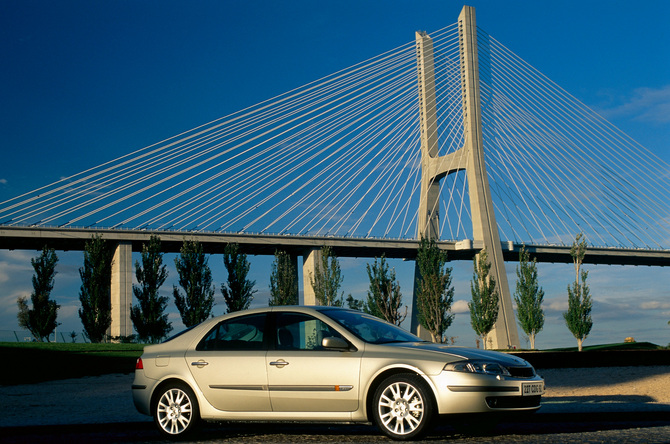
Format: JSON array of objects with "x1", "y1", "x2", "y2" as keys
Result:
[{"x1": 1, "y1": 226, "x2": 668, "y2": 266}]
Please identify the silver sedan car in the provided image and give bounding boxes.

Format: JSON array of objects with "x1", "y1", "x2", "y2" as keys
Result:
[{"x1": 132, "y1": 306, "x2": 544, "y2": 440}]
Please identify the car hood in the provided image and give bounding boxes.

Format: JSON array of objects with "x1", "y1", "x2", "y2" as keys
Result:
[{"x1": 386, "y1": 342, "x2": 532, "y2": 367}]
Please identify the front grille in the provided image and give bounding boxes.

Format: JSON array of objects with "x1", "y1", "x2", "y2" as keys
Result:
[
  {"x1": 486, "y1": 395, "x2": 541, "y2": 409},
  {"x1": 506, "y1": 366, "x2": 535, "y2": 378}
]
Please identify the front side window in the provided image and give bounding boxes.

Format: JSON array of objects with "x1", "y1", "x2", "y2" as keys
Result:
[
  {"x1": 197, "y1": 313, "x2": 266, "y2": 351},
  {"x1": 322, "y1": 308, "x2": 420, "y2": 344},
  {"x1": 274, "y1": 312, "x2": 344, "y2": 351}
]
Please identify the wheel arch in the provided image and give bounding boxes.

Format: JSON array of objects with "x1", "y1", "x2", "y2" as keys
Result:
[
  {"x1": 150, "y1": 377, "x2": 200, "y2": 417},
  {"x1": 364, "y1": 367, "x2": 438, "y2": 422}
]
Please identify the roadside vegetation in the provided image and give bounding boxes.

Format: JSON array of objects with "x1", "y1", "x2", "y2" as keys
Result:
[
  {"x1": 563, "y1": 233, "x2": 593, "y2": 351},
  {"x1": 469, "y1": 248, "x2": 499, "y2": 349},
  {"x1": 14, "y1": 232, "x2": 664, "y2": 352},
  {"x1": 16, "y1": 246, "x2": 60, "y2": 342}
]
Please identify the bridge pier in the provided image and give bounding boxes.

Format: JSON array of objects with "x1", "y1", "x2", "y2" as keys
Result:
[
  {"x1": 302, "y1": 248, "x2": 322, "y2": 305},
  {"x1": 109, "y1": 241, "x2": 133, "y2": 339}
]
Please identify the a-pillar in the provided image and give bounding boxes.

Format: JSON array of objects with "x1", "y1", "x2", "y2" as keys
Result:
[
  {"x1": 110, "y1": 241, "x2": 133, "y2": 339},
  {"x1": 302, "y1": 248, "x2": 322, "y2": 305}
]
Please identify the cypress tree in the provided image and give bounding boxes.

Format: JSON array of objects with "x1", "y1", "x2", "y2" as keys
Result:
[
  {"x1": 269, "y1": 250, "x2": 298, "y2": 306},
  {"x1": 174, "y1": 240, "x2": 216, "y2": 327},
  {"x1": 221, "y1": 243, "x2": 256, "y2": 312},
  {"x1": 17, "y1": 246, "x2": 60, "y2": 342},
  {"x1": 563, "y1": 233, "x2": 593, "y2": 351},
  {"x1": 469, "y1": 249, "x2": 499, "y2": 349},
  {"x1": 514, "y1": 246, "x2": 545, "y2": 349},
  {"x1": 415, "y1": 237, "x2": 455, "y2": 343},
  {"x1": 365, "y1": 255, "x2": 406, "y2": 325},
  {"x1": 78, "y1": 235, "x2": 114, "y2": 343},
  {"x1": 130, "y1": 235, "x2": 172, "y2": 343},
  {"x1": 309, "y1": 246, "x2": 343, "y2": 307}
]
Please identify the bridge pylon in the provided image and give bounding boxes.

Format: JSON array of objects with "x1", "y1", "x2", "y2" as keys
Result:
[{"x1": 410, "y1": 6, "x2": 520, "y2": 349}]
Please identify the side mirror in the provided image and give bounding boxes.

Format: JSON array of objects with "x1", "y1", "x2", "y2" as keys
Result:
[{"x1": 322, "y1": 336, "x2": 350, "y2": 351}]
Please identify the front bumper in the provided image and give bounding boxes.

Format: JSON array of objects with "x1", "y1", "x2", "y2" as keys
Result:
[{"x1": 430, "y1": 371, "x2": 544, "y2": 414}]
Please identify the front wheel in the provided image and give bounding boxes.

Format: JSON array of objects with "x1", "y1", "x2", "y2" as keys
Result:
[
  {"x1": 153, "y1": 382, "x2": 199, "y2": 437},
  {"x1": 372, "y1": 374, "x2": 435, "y2": 440}
]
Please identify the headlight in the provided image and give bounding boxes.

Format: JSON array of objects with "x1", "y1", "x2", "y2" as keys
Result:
[{"x1": 444, "y1": 360, "x2": 511, "y2": 376}]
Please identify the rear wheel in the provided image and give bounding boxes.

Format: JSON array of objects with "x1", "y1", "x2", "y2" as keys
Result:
[
  {"x1": 153, "y1": 382, "x2": 199, "y2": 437},
  {"x1": 372, "y1": 374, "x2": 435, "y2": 440}
]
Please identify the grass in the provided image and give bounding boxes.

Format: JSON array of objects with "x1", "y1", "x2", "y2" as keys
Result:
[
  {"x1": 0, "y1": 342, "x2": 145, "y2": 385},
  {"x1": 544, "y1": 341, "x2": 665, "y2": 352}
]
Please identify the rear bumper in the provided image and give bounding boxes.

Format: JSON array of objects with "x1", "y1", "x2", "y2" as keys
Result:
[{"x1": 131, "y1": 371, "x2": 155, "y2": 416}]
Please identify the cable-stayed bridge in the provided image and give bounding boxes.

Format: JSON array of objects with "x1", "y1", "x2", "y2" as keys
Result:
[{"x1": 1, "y1": 6, "x2": 668, "y2": 347}]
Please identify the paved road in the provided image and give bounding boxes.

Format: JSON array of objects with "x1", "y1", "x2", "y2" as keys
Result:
[
  {"x1": 3, "y1": 373, "x2": 670, "y2": 443},
  {"x1": 4, "y1": 415, "x2": 670, "y2": 443}
]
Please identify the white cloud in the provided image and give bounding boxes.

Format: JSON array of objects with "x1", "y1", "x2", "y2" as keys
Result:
[
  {"x1": 547, "y1": 298, "x2": 568, "y2": 312},
  {"x1": 452, "y1": 299, "x2": 470, "y2": 314},
  {"x1": 0, "y1": 178, "x2": 7, "y2": 185},
  {"x1": 597, "y1": 84, "x2": 670, "y2": 124},
  {"x1": 640, "y1": 301, "x2": 670, "y2": 310}
]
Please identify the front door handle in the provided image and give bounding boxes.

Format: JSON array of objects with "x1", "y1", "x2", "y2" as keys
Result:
[
  {"x1": 269, "y1": 359, "x2": 289, "y2": 368},
  {"x1": 191, "y1": 360, "x2": 209, "y2": 368}
]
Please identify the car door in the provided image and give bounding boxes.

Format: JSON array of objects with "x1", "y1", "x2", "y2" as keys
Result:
[
  {"x1": 185, "y1": 313, "x2": 271, "y2": 412},
  {"x1": 266, "y1": 312, "x2": 362, "y2": 412}
]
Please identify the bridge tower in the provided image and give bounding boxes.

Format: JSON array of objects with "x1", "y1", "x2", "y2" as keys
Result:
[{"x1": 410, "y1": 6, "x2": 520, "y2": 349}]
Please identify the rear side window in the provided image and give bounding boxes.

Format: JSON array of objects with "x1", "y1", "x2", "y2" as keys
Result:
[{"x1": 197, "y1": 313, "x2": 266, "y2": 351}]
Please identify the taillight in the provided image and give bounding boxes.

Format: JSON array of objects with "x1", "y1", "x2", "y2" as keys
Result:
[{"x1": 136, "y1": 358, "x2": 144, "y2": 370}]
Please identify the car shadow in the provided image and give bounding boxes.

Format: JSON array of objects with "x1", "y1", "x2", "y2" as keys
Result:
[{"x1": 542, "y1": 394, "x2": 658, "y2": 404}]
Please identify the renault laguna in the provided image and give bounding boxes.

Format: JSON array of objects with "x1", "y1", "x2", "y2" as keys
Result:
[{"x1": 132, "y1": 306, "x2": 544, "y2": 440}]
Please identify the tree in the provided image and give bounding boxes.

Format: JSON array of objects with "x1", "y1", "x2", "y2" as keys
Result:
[
  {"x1": 513, "y1": 246, "x2": 545, "y2": 349},
  {"x1": 78, "y1": 235, "x2": 114, "y2": 343},
  {"x1": 268, "y1": 250, "x2": 298, "y2": 306},
  {"x1": 130, "y1": 235, "x2": 172, "y2": 343},
  {"x1": 17, "y1": 246, "x2": 60, "y2": 342},
  {"x1": 365, "y1": 255, "x2": 407, "y2": 325},
  {"x1": 469, "y1": 249, "x2": 499, "y2": 349},
  {"x1": 415, "y1": 237, "x2": 455, "y2": 343},
  {"x1": 309, "y1": 246, "x2": 344, "y2": 307},
  {"x1": 563, "y1": 233, "x2": 593, "y2": 352},
  {"x1": 221, "y1": 243, "x2": 256, "y2": 312},
  {"x1": 346, "y1": 295, "x2": 365, "y2": 311},
  {"x1": 173, "y1": 240, "x2": 216, "y2": 327}
]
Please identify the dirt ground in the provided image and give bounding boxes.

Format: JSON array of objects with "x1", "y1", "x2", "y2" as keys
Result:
[{"x1": 540, "y1": 365, "x2": 670, "y2": 403}]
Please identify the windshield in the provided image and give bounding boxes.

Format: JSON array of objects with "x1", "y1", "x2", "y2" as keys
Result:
[{"x1": 322, "y1": 309, "x2": 421, "y2": 344}]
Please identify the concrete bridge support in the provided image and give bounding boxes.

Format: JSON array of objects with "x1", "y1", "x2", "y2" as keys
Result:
[
  {"x1": 458, "y1": 6, "x2": 519, "y2": 349},
  {"x1": 110, "y1": 241, "x2": 133, "y2": 339},
  {"x1": 302, "y1": 248, "x2": 322, "y2": 305}
]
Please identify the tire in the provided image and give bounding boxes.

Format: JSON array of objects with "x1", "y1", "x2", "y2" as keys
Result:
[
  {"x1": 153, "y1": 382, "x2": 200, "y2": 437},
  {"x1": 372, "y1": 374, "x2": 435, "y2": 441}
]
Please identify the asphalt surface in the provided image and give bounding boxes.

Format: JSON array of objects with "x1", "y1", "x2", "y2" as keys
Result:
[{"x1": 2, "y1": 371, "x2": 670, "y2": 441}]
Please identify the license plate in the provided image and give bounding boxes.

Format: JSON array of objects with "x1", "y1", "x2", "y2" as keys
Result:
[{"x1": 522, "y1": 382, "x2": 544, "y2": 396}]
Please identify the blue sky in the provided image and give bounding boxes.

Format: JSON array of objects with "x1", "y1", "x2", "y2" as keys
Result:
[{"x1": 1, "y1": 0, "x2": 669, "y2": 347}]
